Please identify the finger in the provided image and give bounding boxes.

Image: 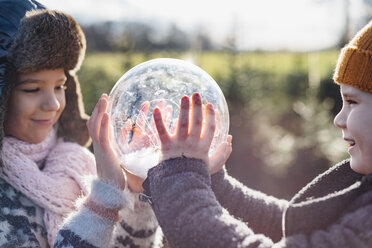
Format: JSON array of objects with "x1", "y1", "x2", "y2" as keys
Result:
[
  {"x1": 135, "y1": 101, "x2": 150, "y2": 133},
  {"x1": 153, "y1": 107, "x2": 171, "y2": 145},
  {"x1": 146, "y1": 119, "x2": 160, "y2": 147},
  {"x1": 148, "y1": 100, "x2": 165, "y2": 133},
  {"x1": 91, "y1": 94, "x2": 105, "y2": 117},
  {"x1": 96, "y1": 97, "x2": 109, "y2": 139},
  {"x1": 88, "y1": 97, "x2": 105, "y2": 141},
  {"x1": 99, "y1": 112, "x2": 111, "y2": 152},
  {"x1": 100, "y1": 96, "x2": 108, "y2": 113},
  {"x1": 119, "y1": 120, "x2": 132, "y2": 145},
  {"x1": 189, "y1": 93, "x2": 203, "y2": 140},
  {"x1": 176, "y1": 96, "x2": 190, "y2": 140},
  {"x1": 200, "y1": 103, "x2": 216, "y2": 149},
  {"x1": 87, "y1": 95, "x2": 104, "y2": 131},
  {"x1": 209, "y1": 141, "x2": 232, "y2": 174},
  {"x1": 227, "y1": 135, "x2": 233, "y2": 144},
  {"x1": 215, "y1": 109, "x2": 221, "y2": 123}
]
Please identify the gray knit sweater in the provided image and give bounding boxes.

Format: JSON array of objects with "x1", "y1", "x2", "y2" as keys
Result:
[{"x1": 143, "y1": 158, "x2": 372, "y2": 247}]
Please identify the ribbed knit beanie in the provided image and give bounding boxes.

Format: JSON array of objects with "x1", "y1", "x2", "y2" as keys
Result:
[{"x1": 333, "y1": 20, "x2": 372, "y2": 93}]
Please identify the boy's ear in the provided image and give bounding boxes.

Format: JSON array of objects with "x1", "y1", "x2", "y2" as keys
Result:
[{"x1": 57, "y1": 72, "x2": 91, "y2": 147}]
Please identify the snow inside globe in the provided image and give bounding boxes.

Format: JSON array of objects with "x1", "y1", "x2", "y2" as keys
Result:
[{"x1": 108, "y1": 58, "x2": 229, "y2": 178}]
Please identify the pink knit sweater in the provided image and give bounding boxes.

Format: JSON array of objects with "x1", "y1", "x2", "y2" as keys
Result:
[{"x1": 0, "y1": 129, "x2": 96, "y2": 246}]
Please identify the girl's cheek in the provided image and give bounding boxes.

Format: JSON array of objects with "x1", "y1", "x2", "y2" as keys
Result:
[{"x1": 57, "y1": 93, "x2": 66, "y2": 111}]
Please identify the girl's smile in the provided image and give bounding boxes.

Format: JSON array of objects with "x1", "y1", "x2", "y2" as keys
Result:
[
  {"x1": 4, "y1": 68, "x2": 66, "y2": 144},
  {"x1": 32, "y1": 119, "x2": 55, "y2": 125}
]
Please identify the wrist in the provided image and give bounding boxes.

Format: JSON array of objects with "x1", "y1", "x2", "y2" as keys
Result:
[
  {"x1": 125, "y1": 169, "x2": 144, "y2": 193},
  {"x1": 83, "y1": 198, "x2": 120, "y2": 222},
  {"x1": 159, "y1": 152, "x2": 209, "y2": 167},
  {"x1": 87, "y1": 179, "x2": 127, "y2": 212},
  {"x1": 123, "y1": 181, "x2": 152, "y2": 211}
]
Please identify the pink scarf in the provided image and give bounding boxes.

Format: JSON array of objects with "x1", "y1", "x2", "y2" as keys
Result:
[{"x1": 0, "y1": 129, "x2": 96, "y2": 246}]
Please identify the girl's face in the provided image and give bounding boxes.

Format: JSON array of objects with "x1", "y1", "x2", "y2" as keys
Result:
[
  {"x1": 4, "y1": 68, "x2": 66, "y2": 143},
  {"x1": 334, "y1": 84, "x2": 372, "y2": 175}
]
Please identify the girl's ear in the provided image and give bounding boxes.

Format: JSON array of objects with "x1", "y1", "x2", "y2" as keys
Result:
[{"x1": 57, "y1": 72, "x2": 91, "y2": 147}]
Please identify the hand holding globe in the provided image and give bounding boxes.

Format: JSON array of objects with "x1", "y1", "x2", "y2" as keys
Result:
[{"x1": 108, "y1": 58, "x2": 230, "y2": 178}]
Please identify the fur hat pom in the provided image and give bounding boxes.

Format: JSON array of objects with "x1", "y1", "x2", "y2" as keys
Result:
[{"x1": 7, "y1": 9, "x2": 86, "y2": 74}]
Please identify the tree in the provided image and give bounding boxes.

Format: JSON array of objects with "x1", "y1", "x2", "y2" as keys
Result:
[{"x1": 82, "y1": 22, "x2": 116, "y2": 51}]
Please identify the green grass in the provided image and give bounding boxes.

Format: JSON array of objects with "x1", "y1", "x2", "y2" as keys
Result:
[{"x1": 78, "y1": 50, "x2": 340, "y2": 113}]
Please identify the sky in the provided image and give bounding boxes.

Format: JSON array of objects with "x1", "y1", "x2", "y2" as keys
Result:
[{"x1": 37, "y1": 0, "x2": 371, "y2": 51}]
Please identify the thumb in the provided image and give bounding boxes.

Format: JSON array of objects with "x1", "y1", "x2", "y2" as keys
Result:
[{"x1": 209, "y1": 135, "x2": 232, "y2": 174}]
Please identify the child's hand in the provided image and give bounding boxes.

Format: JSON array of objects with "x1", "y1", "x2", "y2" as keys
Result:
[
  {"x1": 119, "y1": 101, "x2": 174, "y2": 192},
  {"x1": 87, "y1": 94, "x2": 125, "y2": 190},
  {"x1": 209, "y1": 134, "x2": 232, "y2": 174},
  {"x1": 153, "y1": 92, "x2": 230, "y2": 173},
  {"x1": 119, "y1": 100, "x2": 173, "y2": 152}
]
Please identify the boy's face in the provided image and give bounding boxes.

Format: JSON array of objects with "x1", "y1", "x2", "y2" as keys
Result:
[
  {"x1": 334, "y1": 84, "x2": 372, "y2": 174},
  {"x1": 4, "y1": 68, "x2": 66, "y2": 143}
]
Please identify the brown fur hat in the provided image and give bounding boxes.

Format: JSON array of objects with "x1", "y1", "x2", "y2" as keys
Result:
[{"x1": 5, "y1": 9, "x2": 90, "y2": 146}]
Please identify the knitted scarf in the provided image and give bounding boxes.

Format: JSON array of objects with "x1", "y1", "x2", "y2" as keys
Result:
[{"x1": 0, "y1": 129, "x2": 96, "y2": 246}]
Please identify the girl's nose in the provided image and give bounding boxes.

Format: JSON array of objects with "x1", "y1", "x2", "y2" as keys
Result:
[
  {"x1": 41, "y1": 92, "x2": 61, "y2": 111},
  {"x1": 334, "y1": 108, "x2": 346, "y2": 129}
]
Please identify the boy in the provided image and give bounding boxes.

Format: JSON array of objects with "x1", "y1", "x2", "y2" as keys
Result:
[{"x1": 140, "y1": 20, "x2": 372, "y2": 247}]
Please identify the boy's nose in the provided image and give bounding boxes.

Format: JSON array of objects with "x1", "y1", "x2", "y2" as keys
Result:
[{"x1": 334, "y1": 109, "x2": 346, "y2": 129}]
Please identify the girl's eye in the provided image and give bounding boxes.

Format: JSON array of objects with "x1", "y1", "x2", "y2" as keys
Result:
[
  {"x1": 23, "y1": 88, "x2": 39, "y2": 93},
  {"x1": 55, "y1": 84, "x2": 67, "y2": 91}
]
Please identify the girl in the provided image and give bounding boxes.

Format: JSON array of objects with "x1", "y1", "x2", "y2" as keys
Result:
[
  {"x1": 138, "y1": 21, "x2": 372, "y2": 247},
  {"x1": 0, "y1": 1, "x2": 160, "y2": 247}
]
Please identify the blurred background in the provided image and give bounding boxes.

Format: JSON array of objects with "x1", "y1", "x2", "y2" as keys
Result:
[{"x1": 39, "y1": 0, "x2": 372, "y2": 199}]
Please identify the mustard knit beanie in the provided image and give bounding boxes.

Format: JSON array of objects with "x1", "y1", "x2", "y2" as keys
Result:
[{"x1": 333, "y1": 20, "x2": 372, "y2": 93}]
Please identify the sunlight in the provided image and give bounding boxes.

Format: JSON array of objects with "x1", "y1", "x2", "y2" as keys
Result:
[{"x1": 37, "y1": 0, "x2": 361, "y2": 51}]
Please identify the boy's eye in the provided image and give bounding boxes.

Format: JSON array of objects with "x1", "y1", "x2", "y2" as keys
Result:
[{"x1": 346, "y1": 99, "x2": 357, "y2": 105}]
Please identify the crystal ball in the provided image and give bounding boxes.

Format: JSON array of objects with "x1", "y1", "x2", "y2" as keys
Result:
[{"x1": 108, "y1": 58, "x2": 229, "y2": 178}]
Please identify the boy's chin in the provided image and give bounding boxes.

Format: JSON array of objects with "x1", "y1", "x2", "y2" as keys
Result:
[{"x1": 350, "y1": 157, "x2": 371, "y2": 175}]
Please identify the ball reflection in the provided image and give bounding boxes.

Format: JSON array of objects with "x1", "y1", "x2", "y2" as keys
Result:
[{"x1": 108, "y1": 58, "x2": 229, "y2": 178}]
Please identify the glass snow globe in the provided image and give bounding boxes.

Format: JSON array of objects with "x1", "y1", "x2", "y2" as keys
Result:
[{"x1": 108, "y1": 58, "x2": 229, "y2": 178}]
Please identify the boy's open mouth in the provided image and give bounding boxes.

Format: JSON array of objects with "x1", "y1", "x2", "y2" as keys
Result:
[{"x1": 345, "y1": 138, "x2": 355, "y2": 147}]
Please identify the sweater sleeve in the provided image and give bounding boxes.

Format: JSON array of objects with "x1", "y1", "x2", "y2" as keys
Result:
[
  {"x1": 211, "y1": 168, "x2": 288, "y2": 241},
  {"x1": 54, "y1": 179, "x2": 125, "y2": 248},
  {"x1": 54, "y1": 179, "x2": 162, "y2": 248},
  {"x1": 143, "y1": 157, "x2": 275, "y2": 248},
  {"x1": 144, "y1": 157, "x2": 372, "y2": 248}
]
